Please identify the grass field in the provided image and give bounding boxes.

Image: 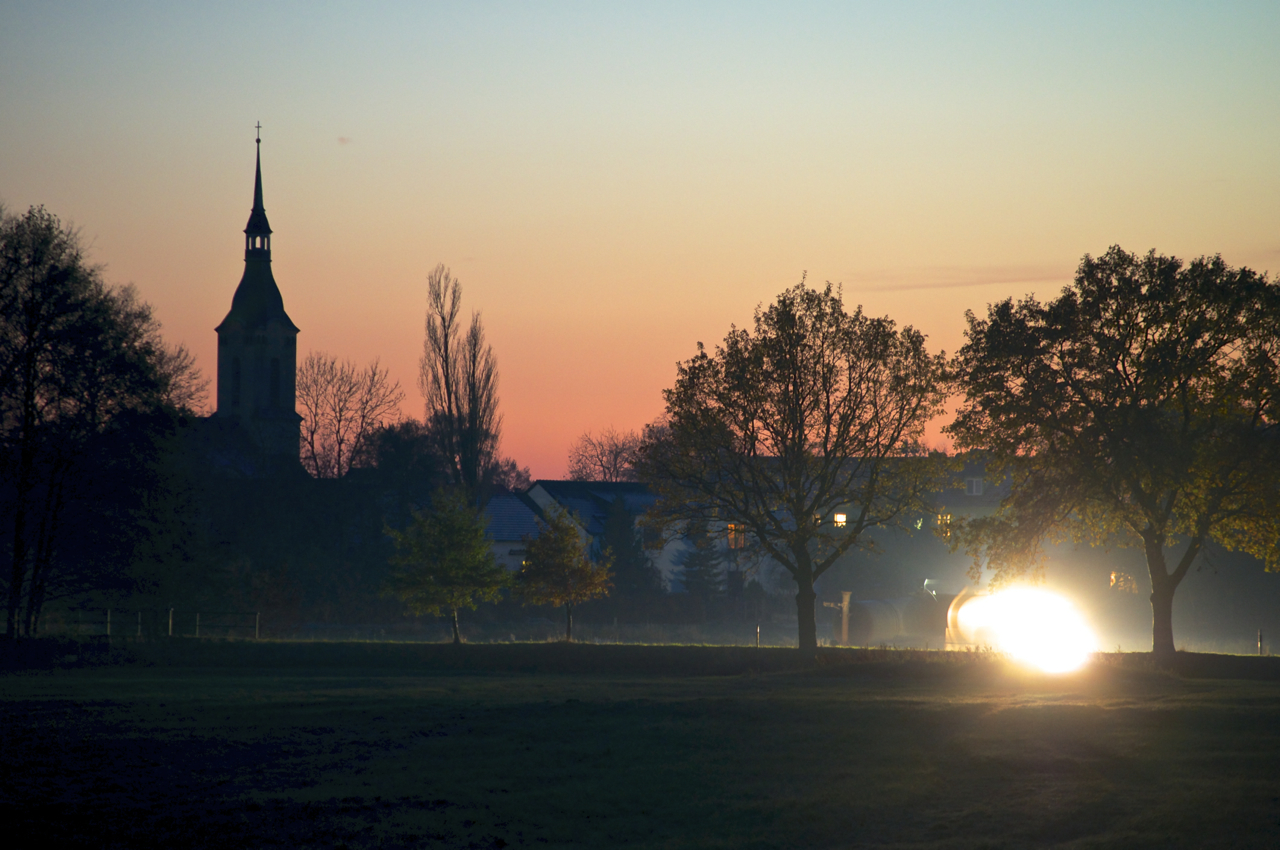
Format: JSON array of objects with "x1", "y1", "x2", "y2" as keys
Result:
[{"x1": 3, "y1": 645, "x2": 1280, "y2": 849}]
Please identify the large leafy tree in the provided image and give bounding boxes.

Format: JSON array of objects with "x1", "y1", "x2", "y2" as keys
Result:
[
  {"x1": 636, "y1": 280, "x2": 950, "y2": 654},
  {"x1": 384, "y1": 491, "x2": 508, "y2": 644},
  {"x1": 518, "y1": 508, "x2": 612, "y2": 641},
  {"x1": 1, "y1": 205, "x2": 202, "y2": 637},
  {"x1": 947, "y1": 247, "x2": 1280, "y2": 659}
]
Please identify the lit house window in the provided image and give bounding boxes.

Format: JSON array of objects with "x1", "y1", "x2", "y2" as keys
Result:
[
  {"x1": 833, "y1": 513, "x2": 847, "y2": 528},
  {"x1": 726, "y1": 523, "x2": 746, "y2": 549},
  {"x1": 965, "y1": 478, "x2": 984, "y2": 496},
  {"x1": 937, "y1": 512, "x2": 952, "y2": 541}
]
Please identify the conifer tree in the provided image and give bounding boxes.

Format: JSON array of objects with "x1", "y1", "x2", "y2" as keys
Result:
[
  {"x1": 678, "y1": 519, "x2": 724, "y2": 601},
  {"x1": 600, "y1": 496, "x2": 663, "y2": 597}
]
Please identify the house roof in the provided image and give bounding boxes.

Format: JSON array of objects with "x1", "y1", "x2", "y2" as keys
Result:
[
  {"x1": 482, "y1": 491, "x2": 543, "y2": 541},
  {"x1": 527, "y1": 480, "x2": 656, "y2": 537}
]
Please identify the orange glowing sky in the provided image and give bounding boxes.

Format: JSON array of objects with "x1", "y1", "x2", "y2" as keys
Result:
[{"x1": 4, "y1": 3, "x2": 1279, "y2": 476}]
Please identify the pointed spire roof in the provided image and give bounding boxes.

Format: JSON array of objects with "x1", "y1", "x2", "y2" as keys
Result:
[
  {"x1": 244, "y1": 130, "x2": 272, "y2": 236},
  {"x1": 217, "y1": 128, "x2": 297, "y2": 334}
]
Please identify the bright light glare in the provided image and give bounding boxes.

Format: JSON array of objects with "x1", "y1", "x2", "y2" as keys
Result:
[{"x1": 956, "y1": 588, "x2": 1097, "y2": 673}]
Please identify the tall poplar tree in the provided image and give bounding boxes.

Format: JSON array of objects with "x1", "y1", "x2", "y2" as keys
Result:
[{"x1": 418, "y1": 265, "x2": 501, "y2": 502}]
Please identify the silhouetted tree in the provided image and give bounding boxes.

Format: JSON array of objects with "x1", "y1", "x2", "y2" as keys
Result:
[
  {"x1": 600, "y1": 496, "x2": 664, "y2": 597},
  {"x1": 568, "y1": 426, "x2": 641, "y2": 481},
  {"x1": 518, "y1": 508, "x2": 612, "y2": 641},
  {"x1": 363, "y1": 419, "x2": 445, "y2": 511},
  {"x1": 384, "y1": 491, "x2": 508, "y2": 644},
  {"x1": 486, "y1": 455, "x2": 533, "y2": 494},
  {"x1": 0, "y1": 205, "x2": 201, "y2": 637},
  {"x1": 947, "y1": 247, "x2": 1280, "y2": 660},
  {"x1": 636, "y1": 279, "x2": 950, "y2": 655},
  {"x1": 418, "y1": 264, "x2": 504, "y2": 501},
  {"x1": 154, "y1": 343, "x2": 209, "y2": 414},
  {"x1": 297, "y1": 351, "x2": 403, "y2": 478}
]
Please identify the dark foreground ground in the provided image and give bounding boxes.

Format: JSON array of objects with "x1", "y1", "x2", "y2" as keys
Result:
[{"x1": 2, "y1": 644, "x2": 1279, "y2": 849}]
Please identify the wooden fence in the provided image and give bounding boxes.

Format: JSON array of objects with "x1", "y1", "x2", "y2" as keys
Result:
[{"x1": 40, "y1": 609, "x2": 262, "y2": 639}]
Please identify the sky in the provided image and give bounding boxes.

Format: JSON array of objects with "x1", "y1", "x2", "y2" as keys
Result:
[{"x1": 3, "y1": 1, "x2": 1279, "y2": 477}]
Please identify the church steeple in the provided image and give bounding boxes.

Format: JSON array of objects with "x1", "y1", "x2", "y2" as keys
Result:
[
  {"x1": 214, "y1": 125, "x2": 301, "y2": 465},
  {"x1": 244, "y1": 123, "x2": 272, "y2": 257}
]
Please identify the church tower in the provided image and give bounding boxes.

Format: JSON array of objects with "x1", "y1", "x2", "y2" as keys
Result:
[{"x1": 215, "y1": 130, "x2": 301, "y2": 461}]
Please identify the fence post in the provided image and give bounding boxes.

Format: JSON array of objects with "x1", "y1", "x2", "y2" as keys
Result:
[
  {"x1": 841, "y1": 591, "x2": 851, "y2": 647},
  {"x1": 255, "y1": 612, "x2": 260, "y2": 640},
  {"x1": 107, "y1": 608, "x2": 111, "y2": 638},
  {"x1": 195, "y1": 613, "x2": 200, "y2": 638},
  {"x1": 1260, "y1": 629, "x2": 1264, "y2": 656},
  {"x1": 168, "y1": 608, "x2": 173, "y2": 638}
]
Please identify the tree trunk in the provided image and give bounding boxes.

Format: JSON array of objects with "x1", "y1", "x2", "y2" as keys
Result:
[
  {"x1": 450, "y1": 608, "x2": 461, "y2": 645},
  {"x1": 793, "y1": 552, "x2": 817, "y2": 657},
  {"x1": 1144, "y1": 534, "x2": 1176, "y2": 663},
  {"x1": 1150, "y1": 585, "x2": 1176, "y2": 661},
  {"x1": 7, "y1": 449, "x2": 34, "y2": 639},
  {"x1": 7, "y1": 504, "x2": 28, "y2": 639},
  {"x1": 565, "y1": 603, "x2": 574, "y2": 642},
  {"x1": 6, "y1": 355, "x2": 40, "y2": 641},
  {"x1": 25, "y1": 485, "x2": 60, "y2": 638}
]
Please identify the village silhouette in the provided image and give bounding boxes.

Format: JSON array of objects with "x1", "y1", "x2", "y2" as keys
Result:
[
  {"x1": 6, "y1": 87, "x2": 1280, "y2": 850},
  {"x1": 11, "y1": 133, "x2": 1274, "y2": 658}
]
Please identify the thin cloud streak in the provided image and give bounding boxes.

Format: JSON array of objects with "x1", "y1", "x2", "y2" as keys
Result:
[{"x1": 848, "y1": 266, "x2": 1072, "y2": 293}]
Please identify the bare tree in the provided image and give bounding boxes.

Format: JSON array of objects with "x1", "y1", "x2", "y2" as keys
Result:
[
  {"x1": 155, "y1": 343, "x2": 209, "y2": 414},
  {"x1": 488, "y1": 455, "x2": 533, "y2": 493},
  {"x1": 567, "y1": 426, "x2": 641, "y2": 481},
  {"x1": 298, "y1": 351, "x2": 404, "y2": 479},
  {"x1": 418, "y1": 264, "x2": 504, "y2": 499}
]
